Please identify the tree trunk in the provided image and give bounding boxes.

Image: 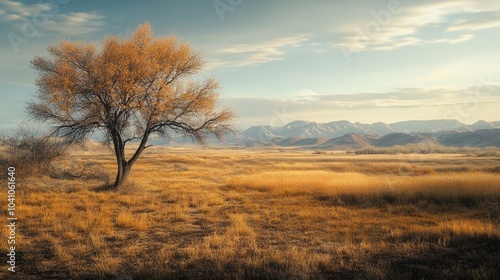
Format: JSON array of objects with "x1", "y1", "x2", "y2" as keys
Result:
[
  {"x1": 111, "y1": 131, "x2": 131, "y2": 189},
  {"x1": 110, "y1": 129, "x2": 149, "y2": 189},
  {"x1": 113, "y1": 160, "x2": 131, "y2": 188}
]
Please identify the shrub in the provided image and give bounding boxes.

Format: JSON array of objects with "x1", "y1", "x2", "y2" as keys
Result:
[
  {"x1": 0, "y1": 128, "x2": 70, "y2": 177},
  {"x1": 51, "y1": 161, "x2": 110, "y2": 182}
]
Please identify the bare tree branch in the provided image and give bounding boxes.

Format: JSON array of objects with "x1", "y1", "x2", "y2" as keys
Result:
[{"x1": 28, "y1": 22, "x2": 234, "y2": 188}]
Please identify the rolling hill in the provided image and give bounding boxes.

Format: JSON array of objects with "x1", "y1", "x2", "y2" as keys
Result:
[
  {"x1": 235, "y1": 120, "x2": 500, "y2": 149},
  {"x1": 152, "y1": 120, "x2": 500, "y2": 149},
  {"x1": 242, "y1": 120, "x2": 500, "y2": 140}
]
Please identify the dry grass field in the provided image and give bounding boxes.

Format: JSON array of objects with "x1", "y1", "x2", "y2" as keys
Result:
[{"x1": 1, "y1": 145, "x2": 500, "y2": 279}]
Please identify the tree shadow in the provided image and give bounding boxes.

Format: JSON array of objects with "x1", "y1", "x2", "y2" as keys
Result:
[
  {"x1": 92, "y1": 183, "x2": 117, "y2": 192},
  {"x1": 92, "y1": 180, "x2": 139, "y2": 194}
]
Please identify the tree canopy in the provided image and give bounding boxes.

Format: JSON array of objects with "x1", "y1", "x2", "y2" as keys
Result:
[{"x1": 28, "y1": 22, "x2": 234, "y2": 188}]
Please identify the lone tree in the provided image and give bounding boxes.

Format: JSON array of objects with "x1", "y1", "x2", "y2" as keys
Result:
[{"x1": 28, "y1": 22, "x2": 234, "y2": 188}]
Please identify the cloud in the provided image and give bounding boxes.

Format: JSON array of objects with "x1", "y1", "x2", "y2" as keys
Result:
[
  {"x1": 207, "y1": 34, "x2": 310, "y2": 69},
  {"x1": 336, "y1": 0, "x2": 500, "y2": 52},
  {"x1": 429, "y1": 34, "x2": 475, "y2": 44},
  {"x1": 0, "y1": 0, "x2": 105, "y2": 36},
  {"x1": 304, "y1": 86, "x2": 500, "y2": 107},
  {"x1": 1, "y1": 0, "x2": 49, "y2": 17},
  {"x1": 44, "y1": 12, "x2": 106, "y2": 36},
  {"x1": 448, "y1": 11, "x2": 500, "y2": 31},
  {"x1": 223, "y1": 85, "x2": 500, "y2": 127}
]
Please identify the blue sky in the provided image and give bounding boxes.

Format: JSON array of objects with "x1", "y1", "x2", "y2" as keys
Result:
[{"x1": 1, "y1": 0, "x2": 500, "y2": 130}]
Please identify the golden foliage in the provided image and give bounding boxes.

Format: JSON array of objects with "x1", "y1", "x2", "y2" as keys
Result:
[
  {"x1": 31, "y1": 22, "x2": 233, "y2": 138},
  {"x1": 29, "y1": 22, "x2": 234, "y2": 187}
]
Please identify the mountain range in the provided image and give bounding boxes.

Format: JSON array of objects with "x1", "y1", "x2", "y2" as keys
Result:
[
  {"x1": 235, "y1": 120, "x2": 500, "y2": 149},
  {"x1": 154, "y1": 119, "x2": 500, "y2": 149},
  {"x1": 241, "y1": 120, "x2": 500, "y2": 140}
]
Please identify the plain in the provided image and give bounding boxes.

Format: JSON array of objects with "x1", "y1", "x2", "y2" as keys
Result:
[{"x1": 1, "y1": 145, "x2": 499, "y2": 279}]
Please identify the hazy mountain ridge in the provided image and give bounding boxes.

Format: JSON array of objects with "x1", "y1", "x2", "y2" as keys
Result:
[
  {"x1": 151, "y1": 120, "x2": 500, "y2": 148},
  {"x1": 239, "y1": 129, "x2": 500, "y2": 149},
  {"x1": 242, "y1": 119, "x2": 500, "y2": 140},
  {"x1": 237, "y1": 120, "x2": 500, "y2": 149}
]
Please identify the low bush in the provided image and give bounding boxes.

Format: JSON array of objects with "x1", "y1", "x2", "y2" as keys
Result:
[{"x1": 0, "y1": 128, "x2": 70, "y2": 177}]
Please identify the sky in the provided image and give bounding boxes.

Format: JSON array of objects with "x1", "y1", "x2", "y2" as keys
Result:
[{"x1": 1, "y1": 0, "x2": 500, "y2": 131}]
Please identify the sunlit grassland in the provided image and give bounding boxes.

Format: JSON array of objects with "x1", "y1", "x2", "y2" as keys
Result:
[{"x1": 1, "y1": 146, "x2": 499, "y2": 279}]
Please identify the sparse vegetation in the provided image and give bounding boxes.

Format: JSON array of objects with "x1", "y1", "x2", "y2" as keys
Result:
[
  {"x1": 0, "y1": 128, "x2": 70, "y2": 177},
  {"x1": 353, "y1": 143, "x2": 499, "y2": 156},
  {"x1": 1, "y1": 146, "x2": 499, "y2": 279}
]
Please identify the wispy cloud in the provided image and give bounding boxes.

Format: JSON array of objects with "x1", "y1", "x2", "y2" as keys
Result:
[
  {"x1": 44, "y1": 12, "x2": 105, "y2": 36},
  {"x1": 206, "y1": 34, "x2": 310, "y2": 70},
  {"x1": 1, "y1": 0, "x2": 49, "y2": 17},
  {"x1": 0, "y1": 0, "x2": 105, "y2": 36},
  {"x1": 300, "y1": 86, "x2": 500, "y2": 108},
  {"x1": 224, "y1": 85, "x2": 500, "y2": 126},
  {"x1": 336, "y1": 0, "x2": 500, "y2": 52},
  {"x1": 448, "y1": 11, "x2": 500, "y2": 31}
]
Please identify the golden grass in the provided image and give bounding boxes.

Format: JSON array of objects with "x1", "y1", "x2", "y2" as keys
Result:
[
  {"x1": 227, "y1": 170, "x2": 500, "y2": 198},
  {"x1": 1, "y1": 147, "x2": 499, "y2": 279},
  {"x1": 92, "y1": 250, "x2": 122, "y2": 278},
  {"x1": 116, "y1": 209, "x2": 149, "y2": 231},
  {"x1": 438, "y1": 219, "x2": 500, "y2": 238}
]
